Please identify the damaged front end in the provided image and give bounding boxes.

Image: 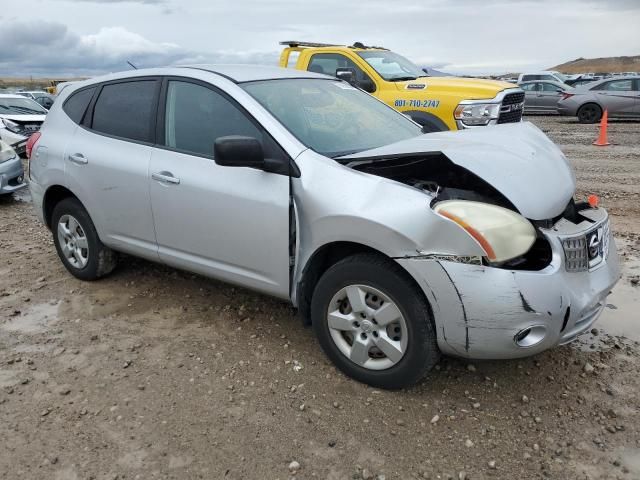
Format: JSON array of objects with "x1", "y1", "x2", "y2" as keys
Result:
[{"x1": 338, "y1": 122, "x2": 620, "y2": 359}]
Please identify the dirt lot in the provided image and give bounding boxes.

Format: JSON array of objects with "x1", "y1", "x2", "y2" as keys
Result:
[{"x1": 1, "y1": 116, "x2": 639, "y2": 480}]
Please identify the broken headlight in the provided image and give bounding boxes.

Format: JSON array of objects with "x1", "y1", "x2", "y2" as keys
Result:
[
  {"x1": 1, "y1": 118, "x2": 22, "y2": 134},
  {"x1": 0, "y1": 140, "x2": 17, "y2": 164},
  {"x1": 434, "y1": 200, "x2": 536, "y2": 263},
  {"x1": 454, "y1": 102, "x2": 499, "y2": 126}
]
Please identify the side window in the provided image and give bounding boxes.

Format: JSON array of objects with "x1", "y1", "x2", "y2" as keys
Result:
[
  {"x1": 163, "y1": 80, "x2": 265, "y2": 158},
  {"x1": 92, "y1": 80, "x2": 158, "y2": 142},
  {"x1": 63, "y1": 87, "x2": 96, "y2": 124},
  {"x1": 520, "y1": 83, "x2": 536, "y2": 91},
  {"x1": 542, "y1": 83, "x2": 560, "y2": 92},
  {"x1": 601, "y1": 80, "x2": 633, "y2": 92},
  {"x1": 308, "y1": 53, "x2": 375, "y2": 89}
]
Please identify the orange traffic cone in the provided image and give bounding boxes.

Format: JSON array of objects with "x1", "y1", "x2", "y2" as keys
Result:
[{"x1": 593, "y1": 109, "x2": 610, "y2": 146}]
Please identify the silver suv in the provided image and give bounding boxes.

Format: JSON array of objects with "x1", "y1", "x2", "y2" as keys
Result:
[{"x1": 28, "y1": 66, "x2": 620, "y2": 389}]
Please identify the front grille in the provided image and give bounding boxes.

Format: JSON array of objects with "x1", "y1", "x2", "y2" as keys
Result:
[
  {"x1": 9, "y1": 121, "x2": 42, "y2": 136},
  {"x1": 497, "y1": 91, "x2": 525, "y2": 124},
  {"x1": 562, "y1": 220, "x2": 609, "y2": 272},
  {"x1": 563, "y1": 236, "x2": 588, "y2": 272}
]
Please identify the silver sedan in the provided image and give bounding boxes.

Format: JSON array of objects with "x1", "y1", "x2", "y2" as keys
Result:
[
  {"x1": 557, "y1": 76, "x2": 640, "y2": 123},
  {"x1": 519, "y1": 80, "x2": 572, "y2": 114}
]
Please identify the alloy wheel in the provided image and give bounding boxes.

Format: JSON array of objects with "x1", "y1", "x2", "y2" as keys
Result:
[
  {"x1": 327, "y1": 284, "x2": 408, "y2": 370},
  {"x1": 57, "y1": 214, "x2": 89, "y2": 269}
]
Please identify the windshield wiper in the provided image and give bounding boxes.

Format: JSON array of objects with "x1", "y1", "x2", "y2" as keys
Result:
[{"x1": 0, "y1": 105, "x2": 44, "y2": 115}]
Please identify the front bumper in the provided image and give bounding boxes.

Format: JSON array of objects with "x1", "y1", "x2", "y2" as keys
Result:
[
  {"x1": 0, "y1": 155, "x2": 26, "y2": 194},
  {"x1": 398, "y1": 208, "x2": 620, "y2": 359}
]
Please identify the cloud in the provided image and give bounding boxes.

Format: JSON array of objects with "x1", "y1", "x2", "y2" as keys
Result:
[
  {"x1": 61, "y1": 0, "x2": 165, "y2": 3},
  {"x1": 0, "y1": 20, "x2": 279, "y2": 77}
]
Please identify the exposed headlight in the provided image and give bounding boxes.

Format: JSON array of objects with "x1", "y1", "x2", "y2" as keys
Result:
[
  {"x1": 434, "y1": 200, "x2": 536, "y2": 263},
  {"x1": 1, "y1": 118, "x2": 22, "y2": 134},
  {"x1": 454, "y1": 103, "x2": 500, "y2": 126},
  {"x1": 0, "y1": 140, "x2": 17, "y2": 163}
]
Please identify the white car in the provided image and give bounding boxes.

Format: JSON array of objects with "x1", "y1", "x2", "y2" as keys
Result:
[
  {"x1": 518, "y1": 71, "x2": 568, "y2": 84},
  {"x1": 16, "y1": 91, "x2": 55, "y2": 110},
  {"x1": 0, "y1": 94, "x2": 48, "y2": 156}
]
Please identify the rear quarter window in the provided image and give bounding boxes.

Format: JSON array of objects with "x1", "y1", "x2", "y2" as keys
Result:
[
  {"x1": 91, "y1": 80, "x2": 158, "y2": 143},
  {"x1": 62, "y1": 87, "x2": 96, "y2": 124}
]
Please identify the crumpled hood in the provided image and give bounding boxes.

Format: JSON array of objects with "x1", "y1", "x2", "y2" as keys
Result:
[
  {"x1": 339, "y1": 122, "x2": 576, "y2": 220},
  {"x1": 0, "y1": 114, "x2": 46, "y2": 122}
]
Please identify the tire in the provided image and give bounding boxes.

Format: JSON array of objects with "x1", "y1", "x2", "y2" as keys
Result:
[
  {"x1": 577, "y1": 103, "x2": 602, "y2": 124},
  {"x1": 311, "y1": 253, "x2": 440, "y2": 389},
  {"x1": 51, "y1": 197, "x2": 117, "y2": 280}
]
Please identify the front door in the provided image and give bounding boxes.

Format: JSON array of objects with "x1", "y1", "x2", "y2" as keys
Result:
[{"x1": 149, "y1": 79, "x2": 291, "y2": 298}]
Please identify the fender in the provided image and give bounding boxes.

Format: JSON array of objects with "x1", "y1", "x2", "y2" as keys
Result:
[{"x1": 404, "y1": 110, "x2": 450, "y2": 133}]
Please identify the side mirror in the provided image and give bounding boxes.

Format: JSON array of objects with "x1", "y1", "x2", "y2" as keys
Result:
[
  {"x1": 335, "y1": 68, "x2": 356, "y2": 85},
  {"x1": 214, "y1": 136, "x2": 264, "y2": 169},
  {"x1": 357, "y1": 79, "x2": 376, "y2": 93}
]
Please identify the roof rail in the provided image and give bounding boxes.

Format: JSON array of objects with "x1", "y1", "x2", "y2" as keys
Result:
[
  {"x1": 279, "y1": 40, "x2": 387, "y2": 50},
  {"x1": 280, "y1": 41, "x2": 343, "y2": 48}
]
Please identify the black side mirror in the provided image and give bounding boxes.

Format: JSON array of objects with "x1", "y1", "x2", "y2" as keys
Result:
[
  {"x1": 357, "y1": 79, "x2": 376, "y2": 93},
  {"x1": 335, "y1": 68, "x2": 356, "y2": 85},
  {"x1": 214, "y1": 136, "x2": 264, "y2": 169}
]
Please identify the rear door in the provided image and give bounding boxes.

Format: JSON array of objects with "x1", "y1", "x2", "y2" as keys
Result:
[
  {"x1": 64, "y1": 78, "x2": 160, "y2": 260},
  {"x1": 521, "y1": 83, "x2": 541, "y2": 112},
  {"x1": 148, "y1": 78, "x2": 291, "y2": 298},
  {"x1": 539, "y1": 82, "x2": 563, "y2": 112},
  {"x1": 592, "y1": 79, "x2": 636, "y2": 115}
]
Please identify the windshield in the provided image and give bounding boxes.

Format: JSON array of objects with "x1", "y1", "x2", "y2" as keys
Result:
[
  {"x1": 0, "y1": 97, "x2": 48, "y2": 115},
  {"x1": 551, "y1": 71, "x2": 568, "y2": 82},
  {"x1": 357, "y1": 51, "x2": 425, "y2": 81},
  {"x1": 242, "y1": 79, "x2": 422, "y2": 158}
]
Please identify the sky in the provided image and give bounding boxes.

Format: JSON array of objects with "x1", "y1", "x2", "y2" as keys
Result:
[{"x1": 1, "y1": 0, "x2": 639, "y2": 77}]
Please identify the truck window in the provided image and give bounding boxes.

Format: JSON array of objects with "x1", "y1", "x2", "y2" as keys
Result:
[{"x1": 308, "y1": 53, "x2": 376, "y2": 92}]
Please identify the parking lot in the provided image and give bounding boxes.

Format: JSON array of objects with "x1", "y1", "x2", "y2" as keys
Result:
[{"x1": 0, "y1": 116, "x2": 639, "y2": 479}]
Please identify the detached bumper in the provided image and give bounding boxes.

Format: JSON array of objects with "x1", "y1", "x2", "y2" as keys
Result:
[
  {"x1": 398, "y1": 209, "x2": 620, "y2": 359},
  {"x1": 0, "y1": 155, "x2": 26, "y2": 194}
]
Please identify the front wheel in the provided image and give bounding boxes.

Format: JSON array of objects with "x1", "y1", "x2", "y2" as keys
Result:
[{"x1": 311, "y1": 254, "x2": 440, "y2": 389}]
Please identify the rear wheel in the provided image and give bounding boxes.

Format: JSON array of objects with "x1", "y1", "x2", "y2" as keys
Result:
[
  {"x1": 52, "y1": 198, "x2": 117, "y2": 280},
  {"x1": 311, "y1": 253, "x2": 440, "y2": 389},
  {"x1": 577, "y1": 103, "x2": 602, "y2": 124}
]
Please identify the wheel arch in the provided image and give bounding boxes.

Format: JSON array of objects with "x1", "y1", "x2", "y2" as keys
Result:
[
  {"x1": 403, "y1": 110, "x2": 450, "y2": 132},
  {"x1": 295, "y1": 241, "x2": 433, "y2": 325},
  {"x1": 42, "y1": 185, "x2": 80, "y2": 229}
]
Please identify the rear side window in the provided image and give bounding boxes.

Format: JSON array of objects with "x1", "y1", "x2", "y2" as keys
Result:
[
  {"x1": 92, "y1": 80, "x2": 158, "y2": 142},
  {"x1": 63, "y1": 87, "x2": 96, "y2": 124}
]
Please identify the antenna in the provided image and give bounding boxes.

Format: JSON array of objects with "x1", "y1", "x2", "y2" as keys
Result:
[{"x1": 127, "y1": 61, "x2": 138, "y2": 70}]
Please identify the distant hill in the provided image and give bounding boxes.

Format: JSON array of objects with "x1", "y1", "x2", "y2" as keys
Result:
[{"x1": 550, "y1": 55, "x2": 640, "y2": 74}]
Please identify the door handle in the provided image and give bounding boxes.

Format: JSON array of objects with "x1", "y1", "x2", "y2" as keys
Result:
[
  {"x1": 68, "y1": 153, "x2": 88, "y2": 165},
  {"x1": 152, "y1": 171, "x2": 180, "y2": 185}
]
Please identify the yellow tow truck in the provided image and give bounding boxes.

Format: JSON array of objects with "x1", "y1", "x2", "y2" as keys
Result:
[{"x1": 280, "y1": 41, "x2": 524, "y2": 132}]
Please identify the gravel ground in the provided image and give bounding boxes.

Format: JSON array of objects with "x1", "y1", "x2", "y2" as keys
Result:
[{"x1": 1, "y1": 116, "x2": 639, "y2": 480}]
